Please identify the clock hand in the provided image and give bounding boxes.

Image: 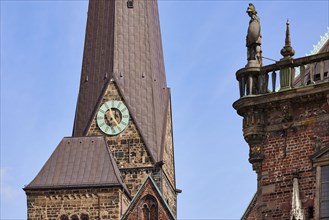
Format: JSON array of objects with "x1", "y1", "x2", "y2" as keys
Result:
[{"x1": 109, "y1": 108, "x2": 120, "y2": 126}]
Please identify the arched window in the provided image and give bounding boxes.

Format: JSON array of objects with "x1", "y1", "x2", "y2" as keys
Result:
[
  {"x1": 140, "y1": 195, "x2": 158, "y2": 220},
  {"x1": 60, "y1": 215, "x2": 69, "y2": 220},
  {"x1": 150, "y1": 204, "x2": 158, "y2": 220},
  {"x1": 80, "y1": 214, "x2": 89, "y2": 220},
  {"x1": 142, "y1": 204, "x2": 149, "y2": 220},
  {"x1": 71, "y1": 215, "x2": 79, "y2": 220}
]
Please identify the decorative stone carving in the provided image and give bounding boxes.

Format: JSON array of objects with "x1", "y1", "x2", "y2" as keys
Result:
[
  {"x1": 280, "y1": 102, "x2": 293, "y2": 123},
  {"x1": 246, "y1": 3, "x2": 262, "y2": 67},
  {"x1": 281, "y1": 20, "x2": 295, "y2": 58},
  {"x1": 242, "y1": 107, "x2": 266, "y2": 173},
  {"x1": 279, "y1": 102, "x2": 294, "y2": 130},
  {"x1": 299, "y1": 103, "x2": 327, "y2": 118}
]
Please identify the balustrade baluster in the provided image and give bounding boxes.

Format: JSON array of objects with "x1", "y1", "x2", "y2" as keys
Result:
[
  {"x1": 310, "y1": 64, "x2": 315, "y2": 83},
  {"x1": 320, "y1": 61, "x2": 324, "y2": 81},
  {"x1": 265, "y1": 72, "x2": 269, "y2": 93},
  {"x1": 291, "y1": 67, "x2": 295, "y2": 87},
  {"x1": 249, "y1": 75, "x2": 253, "y2": 95},
  {"x1": 272, "y1": 71, "x2": 276, "y2": 92},
  {"x1": 239, "y1": 77, "x2": 245, "y2": 97},
  {"x1": 300, "y1": 65, "x2": 305, "y2": 86}
]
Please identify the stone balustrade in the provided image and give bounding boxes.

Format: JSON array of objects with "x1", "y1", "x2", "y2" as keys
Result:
[{"x1": 236, "y1": 52, "x2": 329, "y2": 98}]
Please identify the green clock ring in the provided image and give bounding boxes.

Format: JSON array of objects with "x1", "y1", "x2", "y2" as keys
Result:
[{"x1": 96, "y1": 100, "x2": 129, "y2": 135}]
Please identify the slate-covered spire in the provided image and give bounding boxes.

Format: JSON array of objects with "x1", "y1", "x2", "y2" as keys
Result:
[{"x1": 73, "y1": 0, "x2": 170, "y2": 163}]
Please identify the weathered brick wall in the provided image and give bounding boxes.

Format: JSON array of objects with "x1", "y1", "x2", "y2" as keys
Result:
[
  {"x1": 26, "y1": 187, "x2": 128, "y2": 220},
  {"x1": 87, "y1": 81, "x2": 155, "y2": 197},
  {"x1": 121, "y1": 168, "x2": 160, "y2": 196},
  {"x1": 258, "y1": 98, "x2": 329, "y2": 219},
  {"x1": 87, "y1": 81, "x2": 177, "y2": 216}
]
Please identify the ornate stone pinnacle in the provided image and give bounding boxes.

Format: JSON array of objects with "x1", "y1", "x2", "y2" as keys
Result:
[{"x1": 281, "y1": 19, "x2": 295, "y2": 58}]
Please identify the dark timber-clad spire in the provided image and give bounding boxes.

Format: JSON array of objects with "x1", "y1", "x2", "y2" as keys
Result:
[{"x1": 73, "y1": 0, "x2": 169, "y2": 163}]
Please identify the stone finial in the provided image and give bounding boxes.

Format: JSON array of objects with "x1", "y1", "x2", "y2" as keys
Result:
[
  {"x1": 281, "y1": 19, "x2": 295, "y2": 58},
  {"x1": 246, "y1": 3, "x2": 262, "y2": 67}
]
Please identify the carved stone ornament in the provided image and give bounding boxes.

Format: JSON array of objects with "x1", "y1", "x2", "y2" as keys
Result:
[
  {"x1": 250, "y1": 144, "x2": 261, "y2": 155},
  {"x1": 299, "y1": 103, "x2": 327, "y2": 118},
  {"x1": 246, "y1": 3, "x2": 262, "y2": 67},
  {"x1": 280, "y1": 102, "x2": 294, "y2": 129},
  {"x1": 249, "y1": 144, "x2": 264, "y2": 173},
  {"x1": 281, "y1": 20, "x2": 295, "y2": 58}
]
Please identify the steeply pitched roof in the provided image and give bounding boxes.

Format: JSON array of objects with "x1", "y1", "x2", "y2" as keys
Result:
[
  {"x1": 25, "y1": 136, "x2": 129, "y2": 193},
  {"x1": 73, "y1": 0, "x2": 170, "y2": 163}
]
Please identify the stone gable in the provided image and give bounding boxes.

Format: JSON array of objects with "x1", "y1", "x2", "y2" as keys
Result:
[
  {"x1": 87, "y1": 80, "x2": 153, "y2": 170},
  {"x1": 121, "y1": 177, "x2": 175, "y2": 220}
]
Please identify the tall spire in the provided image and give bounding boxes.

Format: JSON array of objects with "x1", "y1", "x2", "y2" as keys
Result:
[
  {"x1": 73, "y1": 0, "x2": 169, "y2": 163},
  {"x1": 281, "y1": 19, "x2": 295, "y2": 58}
]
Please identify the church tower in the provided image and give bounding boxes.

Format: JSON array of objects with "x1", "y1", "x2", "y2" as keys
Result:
[
  {"x1": 234, "y1": 4, "x2": 329, "y2": 220},
  {"x1": 24, "y1": 0, "x2": 180, "y2": 219}
]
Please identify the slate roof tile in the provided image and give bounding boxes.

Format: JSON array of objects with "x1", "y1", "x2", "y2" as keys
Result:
[{"x1": 25, "y1": 136, "x2": 129, "y2": 193}]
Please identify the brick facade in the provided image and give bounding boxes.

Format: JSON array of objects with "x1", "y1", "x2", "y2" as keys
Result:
[
  {"x1": 235, "y1": 68, "x2": 329, "y2": 219},
  {"x1": 26, "y1": 187, "x2": 129, "y2": 220},
  {"x1": 259, "y1": 105, "x2": 329, "y2": 219}
]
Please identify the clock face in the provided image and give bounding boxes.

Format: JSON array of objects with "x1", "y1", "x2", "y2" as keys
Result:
[{"x1": 96, "y1": 100, "x2": 129, "y2": 135}]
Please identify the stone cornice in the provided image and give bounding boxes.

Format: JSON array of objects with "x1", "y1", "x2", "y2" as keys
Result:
[{"x1": 233, "y1": 81, "x2": 329, "y2": 116}]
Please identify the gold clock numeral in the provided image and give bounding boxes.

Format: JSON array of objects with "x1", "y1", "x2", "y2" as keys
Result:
[
  {"x1": 99, "y1": 109, "x2": 105, "y2": 114},
  {"x1": 121, "y1": 108, "x2": 127, "y2": 112},
  {"x1": 121, "y1": 121, "x2": 127, "y2": 126},
  {"x1": 122, "y1": 115, "x2": 129, "y2": 118},
  {"x1": 105, "y1": 126, "x2": 109, "y2": 132},
  {"x1": 117, "y1": 102, "x2": 122, "y2": 108},
  {"x1": 99, "y1": 122, "x2": 105, "y2": 127}
]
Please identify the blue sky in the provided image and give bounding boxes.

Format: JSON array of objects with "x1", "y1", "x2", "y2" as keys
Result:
[{"x1": 1, "y1": 0, "x2": 328, "y2": 219}]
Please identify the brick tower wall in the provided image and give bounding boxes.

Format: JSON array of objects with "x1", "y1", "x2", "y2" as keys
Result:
[{"x1": 26, "y1": 187, "x2": 130, "y2": 220}]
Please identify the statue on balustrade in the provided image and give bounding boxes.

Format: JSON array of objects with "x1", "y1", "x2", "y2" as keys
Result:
[{"x1": 246, "y1": 3, "x2": 262, "y2": 67}]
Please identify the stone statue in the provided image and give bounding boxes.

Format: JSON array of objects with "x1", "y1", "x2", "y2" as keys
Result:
[{"x1": 246, "y1": 3, "x2": 262, "y2": 67}]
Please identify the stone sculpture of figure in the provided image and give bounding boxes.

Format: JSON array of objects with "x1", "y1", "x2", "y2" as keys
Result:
[{"x1": 246, "y1": 3, "x2": 262, "y2": 67}]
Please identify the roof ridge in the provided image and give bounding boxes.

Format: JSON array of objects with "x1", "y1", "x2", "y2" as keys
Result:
[
  {"x1": 159, "y1": 89, "x2": 170, "y2": 161},
  {"x1": 82, "y1": 78, "x2": 111, "y2": 136},
  {"x1": 306, "y1": 27, "x2": 329, "y2": 56}
]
